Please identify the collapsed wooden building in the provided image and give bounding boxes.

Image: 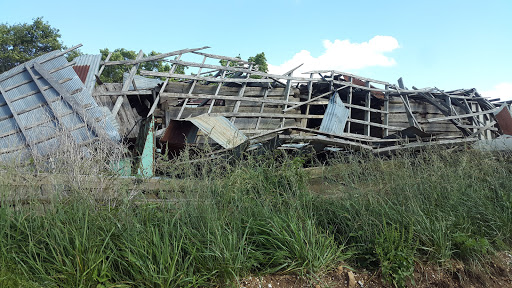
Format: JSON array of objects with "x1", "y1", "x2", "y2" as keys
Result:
[
  {"x1": 91, "y1": 46, "x2": 505, "y2": 157},
  {"x1": 1, "y1": 44, "x2": 510, "y2": 175}
]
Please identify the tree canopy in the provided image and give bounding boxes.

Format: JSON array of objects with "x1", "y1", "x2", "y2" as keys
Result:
[
  {"x1": 248, "y1": 52, "x2": 268, "y2": 73},
  {"x1": 0, "y1": 17, "x2": 64, "y2": 73}
]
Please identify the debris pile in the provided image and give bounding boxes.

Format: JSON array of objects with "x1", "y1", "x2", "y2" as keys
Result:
[{"x1": 1, "y1": 44, "x2": 510, "y2": 175}]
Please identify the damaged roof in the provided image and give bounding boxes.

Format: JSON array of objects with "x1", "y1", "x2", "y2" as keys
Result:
[{"x1": 0, "y1": 49, "x2": 120, "y2": 162}]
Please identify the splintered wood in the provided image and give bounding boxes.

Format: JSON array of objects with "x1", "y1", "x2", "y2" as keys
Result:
[{"x1": 93, "y1": 47, "x2": 506, "y2": 155}]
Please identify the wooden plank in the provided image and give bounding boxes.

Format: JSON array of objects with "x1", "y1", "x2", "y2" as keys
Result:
[
  {"x1": 96, "y1": 52, "x2": 112, "y2": 80},
  {"x1": 383, "y1": 85, "x2": 390, "y2": 136},
  {"x1": 301, "y1": 74, "x2": 314, "y2": 129},
  {"x1": 303, "y1": 69, "x2": 391, "y2": 85},
  {"x1": 346, "y1": 77, "x2": 353, "y2": 133},
  {"x1": 147, "y1": 78, "x2": 168, "y2": 117},
  {"x1": 160, "y1": 58, "x2": 326, "y2": 83},
  {"x1": 93, "y1": 90, "x2": 154, "y2": 96},
  {"x1": 255, "y1": 85, "x2": 270, "y2": 130},
  {"x1": 162, "y1": 81, "x2": 293, "y2": 96},
  {"x1": 374, "y1": 138, "x2": 477, "y2": 154},
  {"x1": 279, "y1": 135, "x2": 373, "y2": 151},
  {"x1": 364, "y1": 81, "x2": 371, "y2": 136},
  {"x1": 426, "y1": 108, "x2": 499, "y2": 122},
  {"x1": 101, "y1": 46, "x2": 209, "y2": 66},
  {"x1": 469, "y1": 121, "x2": 498, "y2": 137},
  {"x1": 281, "y1": 77, "x2": 292, "y2": 127},
  {"x1": 112, "y1": 50, "x2": 144, "y2": 116},
  {"x1": 283, "y1": 85, "x2": 348, "y2": 112},
  {"x1": 231, "y1": 63, "x2": 253, "y2": 123},
  {"x1": 207, "y1": 59, "x2": 231, "y2": 114},
  {"x1": 347, "y1": 118, "x2": 403, "y2": 130},
  {"x1": 211, "y1": 112, "x2": 324, "y2": 119},
  {"x1": 192, "y1": 51, "x2": 251, "y2": 64},
  {"x1": 140, "y1": 70, "x2": 274, "y2": 83}
]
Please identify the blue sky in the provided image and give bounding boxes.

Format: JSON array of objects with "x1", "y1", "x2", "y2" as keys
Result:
[{"x1": 1, "y1": 0, "x2": 511, "y2": 98}]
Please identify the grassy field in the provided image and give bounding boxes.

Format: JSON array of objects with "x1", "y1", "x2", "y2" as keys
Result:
[{"x1": 0, "y1": 148, "x2": 511, "y2": 287}]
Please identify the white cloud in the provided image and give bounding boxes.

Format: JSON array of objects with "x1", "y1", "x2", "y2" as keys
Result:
[
  {"x1": 268, "y1": 36, "x2": 400, "y2": 76},
  {"x1": 481, "y1": 83, "x2": 512, "y2": 101}
]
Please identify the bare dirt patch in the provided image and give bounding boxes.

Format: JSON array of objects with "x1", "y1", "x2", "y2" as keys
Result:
[{"x1": 239, "y1": 253, "x2": 512, "y2": 288}]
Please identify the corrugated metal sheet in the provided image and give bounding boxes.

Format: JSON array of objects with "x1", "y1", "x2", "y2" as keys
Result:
[
  {"x1": 73, "y1": 54, "x2": 101, "y2": 97},
  {"x1": 73, "y1": 65, "x2": 90, "y2": 84},
  {"x1": 319, "y1": 92, "x2": 349, "y2": 136},
  {"x1": 494, "y1": 104, "x2": 512, "y2": 135},
  {"x1": 188, "y1": 114, "x2": 247, "y2": 149},
  {"x1": 0, "y1": 50, "x2": 120, "y2": 162},
  {"x1": 160, "y1": 114, "x2": 248, "y2": 149},
  {"x1": 123, "y1": 73, "x2": 163, "y2": 90},
  {"x1": 93, "y1": 83, "x2": 141, "y2": 138}
]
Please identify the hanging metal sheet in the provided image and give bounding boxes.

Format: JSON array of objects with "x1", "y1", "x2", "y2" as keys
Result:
[
  {"x1": 188, "y1": 114, "x2": 248, "y2": 149},
  {"x1": 319, "y1": 92, "x2": 349, "y2": 136}
]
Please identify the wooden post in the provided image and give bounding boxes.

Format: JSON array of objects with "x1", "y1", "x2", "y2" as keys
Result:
[
  {"x1": 384, "y1": 84, "x2": 389, "y2": 137},
  {"x1": 207, "y1": 60, "x2": 231, "y2": 114},
  {"x1": 112, "y1": 50, "x2": 144, "y2": 117},
  {"x1": 231, "y1": 63, "x2": 254, "y2": 123},
  {"x1": 346, "y1": 76, "x2": 353, "y2": 133},
  {"x1": 301, "y1": 73, "x2": 314, "y2": 129},
  {"x1": 364, "y1": 81, "x2": 371, "y2": 136}
]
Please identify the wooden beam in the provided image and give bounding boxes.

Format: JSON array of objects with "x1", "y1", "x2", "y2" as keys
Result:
[
  {"x1": 255, "y1": 85, "x2": 270, "y2": 130},
  {"x1": 207, "y1": 59, "x2": 230, "y2": 114},
  {"x1": 283, "y1": 85, "x2": 348, "y2": 112},
  {"x1": 426, "y1": 108, "x2": 499, "y2": 122},
  {"x1": 147, "y1": 78, "x2": 168, "y2": 117},
  {"x1": 211, "y1": 112, "x2": 324, "y2": 119},
  {"x1": 177, "y1": 55, "x2": 206, "y2": 119},
  {"x1": 93, "y1": 90, "x2": 153, "y2": 96},
  {"x1": 192, "y1": 51, "x2": 251, "y2": 64},
  {"x1": 232, "y1": 64, "x2": 253, "y2": 123},
  {"x1": 96, "y1": 52, "x2": 112, "y2": 81},
  {"x1": 140, "y1": 70, "x2": 274, "y2": 83},
  {"x1": 303, "y1": 69, "x2": 391, "y2": 85},
  {"x1": 101, "y1": 46, "x2": 209, "y2": 66},
  {"x1": 364, "y1": 81, "x2": 371, "y2": 136},
  {"x1": 112, "y1": 50, "x2": 144, "y2": 116}
]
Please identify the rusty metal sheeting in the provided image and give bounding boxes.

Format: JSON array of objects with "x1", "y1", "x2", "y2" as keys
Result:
[
  {"x1": 319, "y1": 92, "x2": 349, "y2": 136},
  {"x1": 494, "y1": 104, "x2": 512, "y2": 135},
  {"x1": 73, "y1": 54, "x2": 102, "y2": 97}
]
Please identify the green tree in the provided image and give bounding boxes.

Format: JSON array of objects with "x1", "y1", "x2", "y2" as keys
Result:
[
  {"x1": 0, "y1": 17, "x2": 64, "y2": 73},
  {"x1": 248, "y1": 52, "x2": 268, "y2": 73},
  {"x1": 99, "y1": 48, "x2": 186, "y2": 83},
  {"x1": 219, "y1": 52, "x2": 268, "y2": 79}
]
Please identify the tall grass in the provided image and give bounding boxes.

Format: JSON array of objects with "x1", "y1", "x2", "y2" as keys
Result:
[
  {"x1": 314, "y1": 148, "x2": 512, "y2": 285},
  {"x1": 0, "y1": 147, "x2": 511, "y2": 287}
]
